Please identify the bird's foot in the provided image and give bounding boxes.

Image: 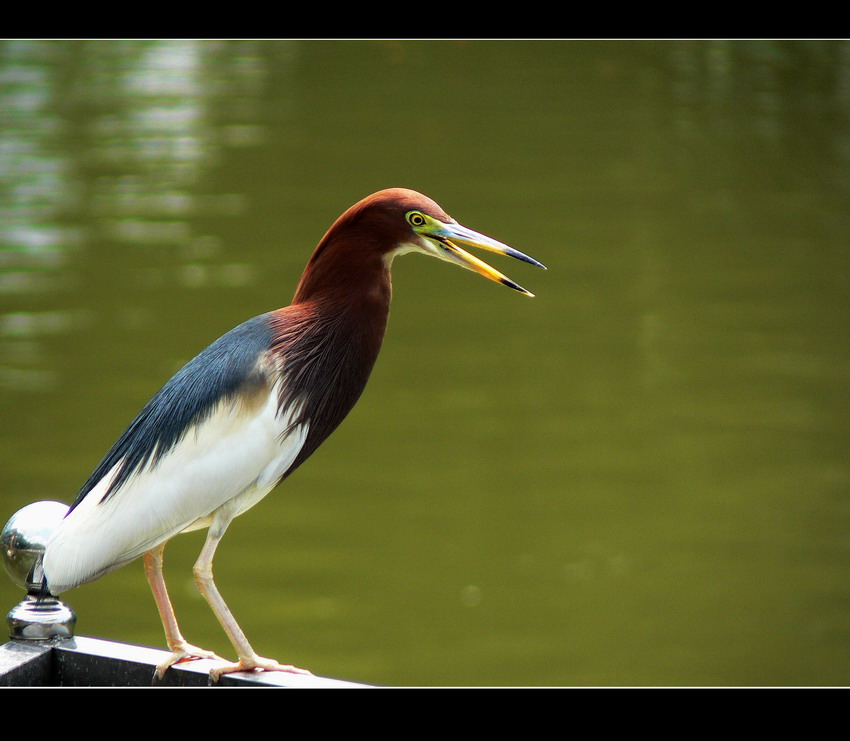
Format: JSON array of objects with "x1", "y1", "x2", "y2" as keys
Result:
[
  {"x1": 209, "y1": 654, "x2": 312, "y2": 682},
  {"x1": 153, "y1": 642, "x2": 226, "y2": 683}
]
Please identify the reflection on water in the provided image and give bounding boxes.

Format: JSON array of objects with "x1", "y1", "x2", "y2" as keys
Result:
[
  {"x1": 1, "y1": 40, "x2": 849, "y2": 686},
  {"x1": 0, "y1": 40, "x2": 276, "y2": 393},
  {"x1": 1, "y1": 42, "x2": 82, "y2": 392}
]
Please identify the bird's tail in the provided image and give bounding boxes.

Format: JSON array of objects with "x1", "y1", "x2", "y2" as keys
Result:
[{"x1": 31, "y1": 554, "x2": 52, "y2": 599}]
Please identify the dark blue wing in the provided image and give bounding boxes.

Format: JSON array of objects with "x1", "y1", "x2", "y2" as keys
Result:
[{"x1": 70, "y1": 313, "x2": 275, "y2": 511}]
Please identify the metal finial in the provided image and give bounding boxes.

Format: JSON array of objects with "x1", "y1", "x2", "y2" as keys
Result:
[{"x1": 2, "y1": 501, "x2": 76, "y2": 640}]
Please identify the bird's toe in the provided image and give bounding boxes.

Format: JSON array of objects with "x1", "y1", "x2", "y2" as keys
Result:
[
  {"x1": 209, "y1": 655, "x2": 312, "y2": 682},
  {"x1": 153, "y1": 642, "x2": 227, "y2": 683}
]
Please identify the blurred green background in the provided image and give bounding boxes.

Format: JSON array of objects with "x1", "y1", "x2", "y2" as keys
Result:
[{"x1": 1, "y1": 39, "x2": 849, "y2": 686}]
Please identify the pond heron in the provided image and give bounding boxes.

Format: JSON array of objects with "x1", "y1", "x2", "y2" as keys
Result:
[{"x1": 41, "y1": 188, "x2": 545, "y2": 681}]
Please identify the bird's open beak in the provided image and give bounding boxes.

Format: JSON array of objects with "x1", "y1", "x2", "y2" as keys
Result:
[{"x1": 426, "y1": 222, "x2": 546, "y2": 297}]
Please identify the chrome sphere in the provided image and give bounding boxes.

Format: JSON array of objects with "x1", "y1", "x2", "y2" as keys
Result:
[{"x1": 1, "y1": 500, "x2": 69, "y2": 590}]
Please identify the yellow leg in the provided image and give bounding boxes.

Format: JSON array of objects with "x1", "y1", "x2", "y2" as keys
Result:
[
  {"x1": 143, "y1": 542, "x2": 225, "y2": 681},
  {"x1": 193, "y1": 515, "x2": 311, "y2": 682}
]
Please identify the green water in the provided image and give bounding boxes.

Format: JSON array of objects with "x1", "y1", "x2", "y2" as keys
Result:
[{"x1": 1, "y1": 39, "x2": 849, "y2": 686}]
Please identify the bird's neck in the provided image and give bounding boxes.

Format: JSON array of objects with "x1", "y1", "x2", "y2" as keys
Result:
[
  {"x1": 281, "y1": 237, "x2": 394, "y2": 383},
  {"x1": 269, "y1": 258, "x2": 392, "y2": 478},
  {"x1": 292, "y1": 236, "x2": 393, "y2": 311}
]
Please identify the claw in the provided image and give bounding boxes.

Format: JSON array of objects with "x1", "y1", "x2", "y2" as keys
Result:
[{"x1": 152, "y1": 642, "x2": 226, "y2": 684}]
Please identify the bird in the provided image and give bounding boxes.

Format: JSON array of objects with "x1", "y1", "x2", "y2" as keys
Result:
[{"x1": 41, "y1": 188, "x2": 545, "y2": 682}]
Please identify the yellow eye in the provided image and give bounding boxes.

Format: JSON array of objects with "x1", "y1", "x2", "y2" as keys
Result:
[{"x1": 407, "y1": 211, "x2": 426, "y2": 227}]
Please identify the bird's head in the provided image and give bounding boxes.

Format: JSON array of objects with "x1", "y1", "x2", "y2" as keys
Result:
[{"x1": 294, "y1": 188, "x2": 545, "y2": 303}]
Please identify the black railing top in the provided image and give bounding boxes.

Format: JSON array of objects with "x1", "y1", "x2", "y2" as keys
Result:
[{"x1": 0, "y1": 636, "x2": 370, "y2": 688}]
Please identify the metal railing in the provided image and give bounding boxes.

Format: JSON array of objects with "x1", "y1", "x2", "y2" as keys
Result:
[
  {"x1": 0, "y1": 634, "x2": 366, "y2": 687},
  {"x1": 1, "y1": 501, "x2": 368, "y2": 687}
]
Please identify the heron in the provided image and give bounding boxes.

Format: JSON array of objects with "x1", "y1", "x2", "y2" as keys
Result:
[{"x1": 41, "y1": 188, "x2": 545, "y2": 681}]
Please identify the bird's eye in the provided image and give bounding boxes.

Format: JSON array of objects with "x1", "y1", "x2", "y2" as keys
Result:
[{"x1": 407, "y1": 212, "x2": 426, "y2": 227}]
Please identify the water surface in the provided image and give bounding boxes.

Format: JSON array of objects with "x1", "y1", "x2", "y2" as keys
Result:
[{"x1": 1, "y1": 40, "x2": 849, "y2": 686}]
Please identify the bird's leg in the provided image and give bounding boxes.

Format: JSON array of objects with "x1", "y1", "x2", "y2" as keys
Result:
[
  {"x1": 143, "y1": 542, "x2": 226, "y2": 681},
  {"x1": 193, "y1": 515, "x2": 312, "y2": 681}
]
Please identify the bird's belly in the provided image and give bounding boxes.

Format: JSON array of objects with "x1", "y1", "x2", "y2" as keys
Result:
[
  {"x1": 43, "y1": 391, "x2": 308, "y2": 594},
  {"x1": 178, "y1": 480, "x2": 276, "y2": 534}
]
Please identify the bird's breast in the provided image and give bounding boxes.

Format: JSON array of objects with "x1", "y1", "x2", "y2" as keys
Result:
[{"x1": 269, "y1": 298, "x2": 388, "y2": 478}]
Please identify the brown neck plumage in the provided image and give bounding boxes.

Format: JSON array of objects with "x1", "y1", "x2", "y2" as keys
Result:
[
  {"x1": 269, "y1": 233, "x2": 394, "y2": 481},
  {"x1": 292, "y1": 225, "x2": 391, "y2": 304}
]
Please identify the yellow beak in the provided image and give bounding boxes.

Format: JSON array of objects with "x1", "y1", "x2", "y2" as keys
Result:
[{"x1": 427, "y1": 221, "x2": 546, "y2": 297}]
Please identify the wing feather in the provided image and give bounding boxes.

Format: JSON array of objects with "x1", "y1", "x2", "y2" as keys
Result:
[
  {"x1": 44, "y1": 386, "x2": 307, "y2": 593},
  {"x1": 43, "y1": 313, "x2": 309, "y2": 594}
]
